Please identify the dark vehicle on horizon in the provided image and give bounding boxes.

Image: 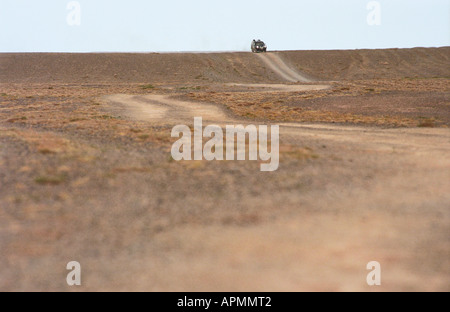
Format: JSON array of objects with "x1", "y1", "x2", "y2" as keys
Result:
[{"x1": 251, "y1": 39, "x2": 267, "y2": 53}]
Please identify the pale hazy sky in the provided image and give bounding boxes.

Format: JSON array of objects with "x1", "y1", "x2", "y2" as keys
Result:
[{"x1": 1, "y1": 0, "x2": 449, "y2": 52}]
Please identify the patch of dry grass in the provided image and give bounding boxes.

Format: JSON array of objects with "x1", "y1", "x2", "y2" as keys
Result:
[
  {"x1": 280, "y1": 145, "x2": 319, "y2": 161},
  {"x1": 34, "y1": 175, "x2": 67, "y2": 185},
  {"x1": 187, "y1": 91, "x2": 418, "y2": 127},
  {"x1": 417, "y1": 118, "x2": 437, "y2": 128},
  {"x1": 0, "y1": 83, "x2": 174, "y2": 147}
]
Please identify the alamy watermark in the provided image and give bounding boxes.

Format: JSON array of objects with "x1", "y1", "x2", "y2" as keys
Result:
[
  {"x1": 367, "y1": 1, "x2": 381, "y2": 26},
  {"x1": 67, "y1": 1, "x2": 81, "y2": 26},
  {"x1": 366, "y1": 261, "x2": 381, "y2": 286},
  {"x1": 66, "y1": 261, "x2": 81, "y2": 286},
  {"x1": 171, "y1": 117, "x2": 279, "y2": 172}
]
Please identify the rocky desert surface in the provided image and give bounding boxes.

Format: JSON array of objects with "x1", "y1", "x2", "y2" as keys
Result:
[{"x1": 0, "y1": 47, "x2": 449, "y2": 291}]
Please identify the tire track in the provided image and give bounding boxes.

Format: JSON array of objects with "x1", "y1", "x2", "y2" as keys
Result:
[
  {"x1": 103, "y1": 94, "x2": 230, "y2": 124},
  {"x1": 257, "y1": 52, "x2": 311, "y2": 83},
  {"x1": 103, "y1": 93, "x2": 450, "y2": 154}
]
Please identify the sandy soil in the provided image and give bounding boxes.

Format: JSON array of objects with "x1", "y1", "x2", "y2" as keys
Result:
[{"x1": 0, "y1": 48, "x2": 449, "y2": 291}]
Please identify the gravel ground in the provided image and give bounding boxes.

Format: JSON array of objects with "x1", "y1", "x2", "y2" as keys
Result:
[{"x1": 0, "y1": 49, "x2": 449, "y2": 291}]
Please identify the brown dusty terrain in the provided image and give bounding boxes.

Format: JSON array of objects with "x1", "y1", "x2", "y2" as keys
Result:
[{"x1": 0, "y1": 48, "x2": 449, "y2": 291}]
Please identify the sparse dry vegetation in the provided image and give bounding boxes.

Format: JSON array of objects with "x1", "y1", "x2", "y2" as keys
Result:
[{"x1": 1, "y1": 49, "x2": 449, "y2": 291}]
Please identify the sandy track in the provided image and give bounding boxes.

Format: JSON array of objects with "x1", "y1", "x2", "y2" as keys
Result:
[
  {"x1": 226, "y1": 83, "x2": 329, "y2": 92},
  {"x1": 104, "y1": 94, "x2": 229, "y2": 124},
  {"x1": 103, "y1": 81, "x2": 329, "y2": 123},
  {"x1": 280, "y1": 122, "x2": 450, "y2": 150},
  {"x1": 258, "y1": 53, "x2": 312, "y2": 82},
  {"x1": 103, "y1": 92, "x2": 450, "y2": 153}
]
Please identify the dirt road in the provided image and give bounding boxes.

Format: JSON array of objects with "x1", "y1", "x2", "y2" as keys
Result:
[
  {"x1": 103, "y1": 81, "x2": 330, "y2": 123},
  {"x1": 257, "y1": 53, "x2": 312, "y2": 82}
]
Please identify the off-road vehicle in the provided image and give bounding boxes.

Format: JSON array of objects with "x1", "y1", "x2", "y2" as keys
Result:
[{"x1": 251, "y1": 39, "x2": 267, "y2": 53}]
